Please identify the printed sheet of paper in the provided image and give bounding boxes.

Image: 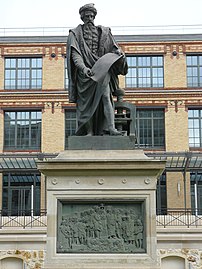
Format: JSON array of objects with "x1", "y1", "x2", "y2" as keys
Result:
[{"x1": 91, "y1": 53, "x2": 123, "y2": 82}]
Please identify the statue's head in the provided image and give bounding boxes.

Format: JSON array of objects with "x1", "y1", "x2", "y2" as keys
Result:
[{"x1": 79, "y1": 3, "x2": 97, "y2": 23}]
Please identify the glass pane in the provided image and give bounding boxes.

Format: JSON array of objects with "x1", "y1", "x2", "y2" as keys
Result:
[
  {"x1": 193, "y1": 119, "x2": 199, "y2": 128},
  {"x1": 5, "y1": 58, "x2": 11, "y2": 68},
  {"x1": 191, "y1": 56, "x2": 198, "y2": 65},
  {"x1": 10, "y1": 59, "x2": 16, "y2": 68},
  {"x1": 37, "y1": 58, "x2": 42, "y2": 67},
  {"x1": 192, "y1": 67, "x2": 198, "y2": 76},
  {"x1": 32, "y1": 58, "x2": 37, "y2": 67},
  {"x1": 32, "y1": 70, "x2": 37, "y2": 78},
  {"x1": 188, "y1": 110, "x2": 194, "y2": 117},
  {"x1": 187, "y1": 56, "x2": 192, "y2": 66},
  {"x1": 193, "y1": 110, "x2": 199, "y2": 117}
]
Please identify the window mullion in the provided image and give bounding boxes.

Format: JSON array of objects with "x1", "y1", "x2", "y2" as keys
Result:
[
  {"x1": 197, "y1": 57, "x2": 200, "y2": 87},
  {"x1": 29, "y1": 59, "x2": 32, "y2": 89},
  {"x1": 14, "y1": 112, "x2": 18, "y2": 149},
  {"x1": 200, "y1": 111, "x2": 202, "y2": 147},
  {"x1": 15, "y1": 59, "x2": 18, "y2": 90},
  {"x1": 29, "y1": 112, "x2": 32, "y2": 148},
  {"x1": 151, "y1": 111, "x2": 154, "y2": 147},
  {"x1": 136, "y1": 58, "x2": 139, "y2": 88}
]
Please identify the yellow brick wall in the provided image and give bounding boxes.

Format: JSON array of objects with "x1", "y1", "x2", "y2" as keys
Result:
[
  {"x1": 41, "y1": 103, "x2": 65, "y2": 153},
  {"x1": 0, "y1": 173, "x2": 2, "y2": 210},
  {"x1": 165, "y1": 105, "x2": 189, "y2": 151},
  {"x1": 167, "y1": 172, "x2": 191, "y2": 208},
  {"x1": 0, "y1": 112, "x2": 3, "y2": 152},
  {"x1": 43, "y1": 56, "x2": 64, "y2": 90},
  {"x1": 164, "y1": 54, "x2": 187, "y2": 88},
  {"x1": 165, "y1": 103, "x2": 191, "y2": 209},
  {"x1": 0, "y1": 56, "x2": 4, "y2": 90}
]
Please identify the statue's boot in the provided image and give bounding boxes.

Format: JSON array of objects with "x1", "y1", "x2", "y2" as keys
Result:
[{"x1": 109, "y1": 127, "x2": 122, "y2": 136}]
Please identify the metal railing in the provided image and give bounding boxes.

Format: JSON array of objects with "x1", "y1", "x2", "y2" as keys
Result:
[
  {"x1": 1, "y1": 24, "x2": 202, "y2": 36},
  {"x1": 0, "y1": 208, "x2": 201, "y2": 229},
  {"x1": 0, "y1": 209, "x2": 47, "y2": 229},
  {"x1": 156, "y1": 208, "x2": 202, "y2": 228}
]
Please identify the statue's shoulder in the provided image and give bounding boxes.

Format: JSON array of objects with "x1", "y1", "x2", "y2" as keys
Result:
[
  {"x1": 97, "y1": 25, "x2": 111, "y2": 34},
  {"x1": 69, "y1": 24, "x2": 82, "y2": 33},
  {"x1": 67, "y1": 25, "x2": 83, "y2": 45}
]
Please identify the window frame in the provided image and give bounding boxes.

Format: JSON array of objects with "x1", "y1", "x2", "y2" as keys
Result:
[
  {"x1": 186, "y1": 54, "x2": 202, "y2": 88},
  {"x1": 2, "y1": 172, "x2": 41, "y2": 216},
  {"x1": 136, "y1": 108, "x2": 165, "y2": 149},
  {"x1": 65, "y1": 109, "x2": 77, "y2": 149},
  {"x1": 188, "y1": 108, "x2": 202, "y2": 148},
  {"x1": 125, "y1": 55, "x2": 164, "y2": 88},
  {"x1": 156, "y1": 172, "x2": 167, "y2": 215},
  {"x1": 4, "y1": 57, "x2": 43, "y2": 90},
  {"x1": 4, "y1": 110, "x2": 42, "y2": 151},
  {"x1": 190, "y1": 171, "x2": 202, "y2": 215}
]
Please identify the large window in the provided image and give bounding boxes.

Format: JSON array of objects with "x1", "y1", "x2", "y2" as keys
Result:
[
  {"x1": 4, "y1": 111, "x2": 42, "y2": 150},
  {"x1": 2, "y1": 172, "x2": 41, "y2": 216},
  {"x1": 156, "y1": 173, "x2": 167, "y2": 215},
  {"x1": 188, "y1": 109, "x2": 202, "y2": 148},
  {"x1": 136, "y1": 109, "x2": 165, "y2": 148},
  {"x1": 125, "y1": 56, "x2": 164, "y2": 88},
  {"x1": 187, "y1": 55, "x2": 202, "y2": 87},
  {"x1": 65, "y1": 110, "x2": 77, "y2": 148},
  {"x1": 190, "y1": 172, "x2": 202, "y2": 214},
  {"x1": 5, "y1": 57, "x2": 42, "y2": 90}
]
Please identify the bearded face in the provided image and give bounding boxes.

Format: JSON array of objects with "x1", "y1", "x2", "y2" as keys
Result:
[
  {"x1": 81, "y1": 11, "x2": 95, "y2": 24},
  {"x1": 82, "y1": 11, "x2": 99, "y2": 54}
]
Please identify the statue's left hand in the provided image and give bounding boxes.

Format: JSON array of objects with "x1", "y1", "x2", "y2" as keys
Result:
[
  {"x1": 115, "y1": 48, "x2": 124, "y2": 56},
  {"x1": 83, "y1": 67, "x2": 94, "y2": 77}
]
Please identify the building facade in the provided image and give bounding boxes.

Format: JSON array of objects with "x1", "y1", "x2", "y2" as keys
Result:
[{"x1": 0, "y1": 34, "x2": 201, "y2": 269}]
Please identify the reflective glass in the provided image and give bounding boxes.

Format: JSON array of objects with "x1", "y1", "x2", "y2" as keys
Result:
[
  {"x1": 126, "y1": 56, "x2": 163, "y2": 88},
  {"x1": 5, "y1": 57, "x2": 42, "y2": 90},
  {"x1": 10, "y1": 59, "x2": 16, "y2": 68}
]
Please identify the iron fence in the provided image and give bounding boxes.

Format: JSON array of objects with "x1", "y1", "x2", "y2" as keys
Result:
[
  {"x1": 0, "y1": 209, "x2": 47, "y2": 229},
  {"x1": 156, "y1": 208, "x2": 202, "y2": 228},
  {"x1": 0, "y1": 208, "x2": 201, "y2": 229}
]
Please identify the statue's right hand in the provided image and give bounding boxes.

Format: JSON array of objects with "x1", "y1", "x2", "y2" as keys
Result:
[{"x1": 82, "y1": 67, "x2": 94, "y2": 77}]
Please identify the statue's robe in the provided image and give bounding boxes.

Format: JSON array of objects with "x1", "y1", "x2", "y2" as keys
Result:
[{"x1": 67, "y1": 24, "x2": 128, "y2": 135}]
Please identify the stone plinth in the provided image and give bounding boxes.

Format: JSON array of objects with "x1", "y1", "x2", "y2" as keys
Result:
[
  {"x1": 37, "y1": 150, "x2": 165, "y2": 269},
  {"x1": 68, "y1": 136, "x2": 136, "y2": 150}
]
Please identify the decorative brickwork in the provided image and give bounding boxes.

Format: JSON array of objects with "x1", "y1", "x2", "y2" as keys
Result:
[
  {"x1": 0, "y1": 250, "x2": 44, "y2": 269},
  {"x1": 124, "y1": 44, "x2": 165, "y2": 54},
  {"x1": 2, "y1": 47, "x2": 44, "y2": 56},
  {"x1": 158, "y1": 248, "x2": 202, "y2": 269}
]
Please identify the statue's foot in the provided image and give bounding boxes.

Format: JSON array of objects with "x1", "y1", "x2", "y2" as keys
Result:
[
  {"x1": 109, "y1": 128, "x2": 122, "y2": 136},
  {"x1": 86, "y1": 132, "x2": 93, "y2": 136}
]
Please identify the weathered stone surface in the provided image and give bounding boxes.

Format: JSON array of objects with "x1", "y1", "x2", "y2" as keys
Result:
[
  {"x1": 57, "y1": 201, "x2": 145, "y2": 253},
  {"x1": 67, "y1": 136, "x2": 137, "y2": 150},
  {"x1": 38, "y1": 149, "x2": 165, "y2": 269}
]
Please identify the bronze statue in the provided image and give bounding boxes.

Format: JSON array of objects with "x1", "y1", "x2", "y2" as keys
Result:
[{"x1": 67, "y1": 3, "x2": 128, "y2": 136}]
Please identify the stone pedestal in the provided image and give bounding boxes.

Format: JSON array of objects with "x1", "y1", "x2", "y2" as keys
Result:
[{"x1": 38, "y1": 150, "x2": 165, "y2": 269}]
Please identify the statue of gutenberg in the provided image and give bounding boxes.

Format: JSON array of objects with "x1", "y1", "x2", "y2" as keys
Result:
[{"x1": 67, "y1": 3, "x2": 128, "y2": 136}]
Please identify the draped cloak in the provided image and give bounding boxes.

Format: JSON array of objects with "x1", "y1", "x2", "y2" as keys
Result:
[{"x1": 67, "y1": 24, "x2": 128, "y2": 135}]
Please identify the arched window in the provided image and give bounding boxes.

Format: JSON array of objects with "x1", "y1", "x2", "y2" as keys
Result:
[
  {"x1": 1, "y1": 257, "x2": 23, "y2": 269},
  {"x1": 161, "y1": 256, "x2": 185, "y2": 269}
]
